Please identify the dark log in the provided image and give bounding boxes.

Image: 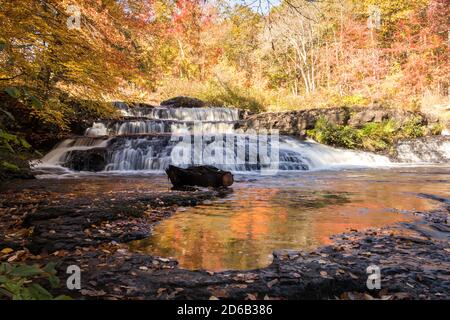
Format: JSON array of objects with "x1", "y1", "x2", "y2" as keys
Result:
[{"x1": 165, "y1": 165, "x2": 234, "y2": 188}]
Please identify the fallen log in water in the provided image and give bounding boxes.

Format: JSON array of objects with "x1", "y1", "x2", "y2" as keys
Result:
[{"x1": 165, "y1": 165, "x2": 234, "y2": 188}]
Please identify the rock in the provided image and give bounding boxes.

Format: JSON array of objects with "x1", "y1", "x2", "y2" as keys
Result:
[
  {"x1": 238, "y1": 106, "x2": 434, "y2": 138},
  {"x1": 64, "y1": 147, "x2": 107, "y2": 172},
  {"x1": 160, "y1": 96, "x2": 206, "y2": 108}
]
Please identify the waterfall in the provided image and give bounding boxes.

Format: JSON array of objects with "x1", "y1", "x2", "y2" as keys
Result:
[
  {"x1": 31, "y1": 137, "x2": 109, "y2": 173},
  {"x1": 116, "y1": 104, "x2": 240, "y2": 121},
  {"x1": 394, "y1": 136, "x2": 450, "y2": 163},
  {"x1": 34, "y1": 103, "x2": 398, "y2": 175},
  {"x1": 85, "y1": 120, "x2": 236, "y2": 136},
  {"x1": 85, "y1": 122, "x2": 108, "y2": 137}
]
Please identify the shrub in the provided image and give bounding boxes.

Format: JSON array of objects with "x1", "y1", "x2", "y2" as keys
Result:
[
  {"x1": 0, "y1": 262, "x2": 71, "y2": 300},
  {"x1": 400, "y1": 116, "x2": 425, "y2": 138},
  {"x1": 359, "y1": 120, "x2": 396, "y2": 151},
  {"x1": 429, "y1": 123, "x2": 443, "y2": 135},
  {"x1": 307, "y1": 117, "x2": 362, "y2": 149},
  {"x1": 307, "y1": 116, "x2": 428, "y2": 152}
]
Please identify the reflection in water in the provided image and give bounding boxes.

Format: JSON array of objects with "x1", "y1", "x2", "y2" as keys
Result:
[{"x1": 130, "y1": 167, "x2": 450, "y2": 271}]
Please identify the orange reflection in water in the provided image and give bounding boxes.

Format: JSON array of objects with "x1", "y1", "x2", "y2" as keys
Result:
[
  {"x1": 229, "y1": 189, "x2": 288, "y2": 240},
  {"x1": 129, "y1": 168, "x2": 449, "y2": 271}
]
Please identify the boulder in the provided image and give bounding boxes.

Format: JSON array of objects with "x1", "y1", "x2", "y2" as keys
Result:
[
  {"x1": 160, "y1": 96, "x2": 206, "y2": 108},
  {"x1": 64, "y1": 148, "x2": 107, "y2": 172}
]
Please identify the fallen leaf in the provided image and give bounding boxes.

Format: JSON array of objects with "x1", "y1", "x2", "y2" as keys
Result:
[
  {"x1": 81, "y1": 289, "x2": 106, "y2": 296},
  {"x1": 1, "y1": 248, "x2": 14, "y2": 254},
  {"x1": 393, "y1": 292, "x2": 410, "y2": 300},
  {"x1": 267, "y1": 279, "x2": 278, "y2": 288}
]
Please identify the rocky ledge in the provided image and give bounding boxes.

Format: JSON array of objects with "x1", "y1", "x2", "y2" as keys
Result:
[{"x1": 238, "y1": 106, "x2": 440, "y2": 138}]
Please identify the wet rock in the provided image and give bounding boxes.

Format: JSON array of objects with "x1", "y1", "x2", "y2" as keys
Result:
[
  {"x1": 160, "y1": 96, "x2": 206, "y2": 108},
  {"x1": 37, "y1": 202, "x2": 448, "y2": 300},
  {"x1": 17, "y1": 189, "x2": 227, "y2": 253},
  {"x1": 64, "y1": 147, "x2": 107, "y2": 172}
]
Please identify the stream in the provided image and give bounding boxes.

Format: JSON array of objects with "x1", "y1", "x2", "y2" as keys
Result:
[{"x1": 23, "y1": 103, "x2": 450, "y2": 271}]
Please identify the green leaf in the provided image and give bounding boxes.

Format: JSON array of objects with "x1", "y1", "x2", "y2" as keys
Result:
[
  {"x1": 10, "y1": 264, "x2": 42, "y2": 277},
  {"x1": 1, "y1": 161, "x2": 20, "y2": 172},
  {"x1": 0, "y1": 130, "x2": 18, "y2": 142},
  {"x1": 4, "y1": 87, "x2": 20, "y2": 99},
  {"x1": 2, "y1": 142, "x2": 15, "y2": 154},
  {"x1": 53, "y1": 295, "x2": 72, "y2": 300},
  {"x1": 30, "y1": 96, "x2": 43, "y2": 109},
  {"x1": 27, "y1": 283, "x2": 53, "y2": 300},
  {"x1": 42, "y1": 262, "x2": 57, "y2": 274},
  {"x1": 48, "y1": 274, "x2": 60, "y2": 288},
  {"x1": 19, "y1": 138, "x2": 31, "y2": 149},
  {"x1": 0, "y1": 108, "x2": 15, "y2": 121},
  {"x1": 0, "y1": 262, "x2": 13, "y2": 274}
]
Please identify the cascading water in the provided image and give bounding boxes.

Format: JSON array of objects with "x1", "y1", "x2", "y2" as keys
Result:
[
  {"x1": 394, "y1": 136, "x2": 450, "y2": 163},
  {"x1": 33, "y1": 103, "x2": 394, "y2": 175}
]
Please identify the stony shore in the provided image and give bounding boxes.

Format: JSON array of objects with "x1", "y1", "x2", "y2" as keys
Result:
[{"x1": 0, "y1": 180, "x2": 448, "y2": 300}]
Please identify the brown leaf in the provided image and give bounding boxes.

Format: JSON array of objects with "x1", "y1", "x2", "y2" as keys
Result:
[
  {"x1": 246, "y1": 293, "x2": 257, "y2": 300},
  {"x1": 0, "y1": 248, "x2": 13, "y2": 254},
  {"x1": 267, "y1": 279, "x2": 278, "y2": 288}
]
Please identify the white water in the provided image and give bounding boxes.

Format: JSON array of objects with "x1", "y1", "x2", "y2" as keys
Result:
[
  {"x1": 85, "y1": 122, "x2": 108, "y2": 137},
  {"x1": 85, "y1": 120, "x2": 236, "y2": 136},
  {"x1": 34, "y1": 103, "x2": 449, "y2": 176},
  {"x1": 32, "y1": 137, "x2": 109, "y2": 171},
  {"x1": 280, "y1": 137, "x2": 391, "y2": 170},
  {"x1": 118, "y1": 105, "x2": 240, "y2": 121},
  {"x1": 395, "y1": 138, "x2": 450, "y2": 163}
]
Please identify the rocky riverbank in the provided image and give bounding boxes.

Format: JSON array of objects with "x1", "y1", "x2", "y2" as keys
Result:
[
  {"x1": 0, "y1": 177, "x2": 448, "y2": 300},
  {"x1": 51, "y1": 206, "x2": 449, "y2": 300},
  {"x1": 0, "y1": 179, "x2": 230, "y2": 254}
]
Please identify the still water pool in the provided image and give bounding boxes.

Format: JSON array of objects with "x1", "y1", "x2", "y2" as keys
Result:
[{"x1": 129, "y1": 166, "x2": 449, "y2": 271}]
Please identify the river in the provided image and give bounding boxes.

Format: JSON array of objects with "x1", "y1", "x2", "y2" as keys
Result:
[{"x1": 20, "y1": 103, "x2": 449, "y2": 271}]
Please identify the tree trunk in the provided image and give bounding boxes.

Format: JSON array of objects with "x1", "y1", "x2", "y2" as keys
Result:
[{"x1": 165, "y1": 165, "x2": 234, "y2": 188}]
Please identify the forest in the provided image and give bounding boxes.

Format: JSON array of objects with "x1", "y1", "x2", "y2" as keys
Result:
[{"x1": 0, "y1": 0, "x2": 449, "y2": 178}]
